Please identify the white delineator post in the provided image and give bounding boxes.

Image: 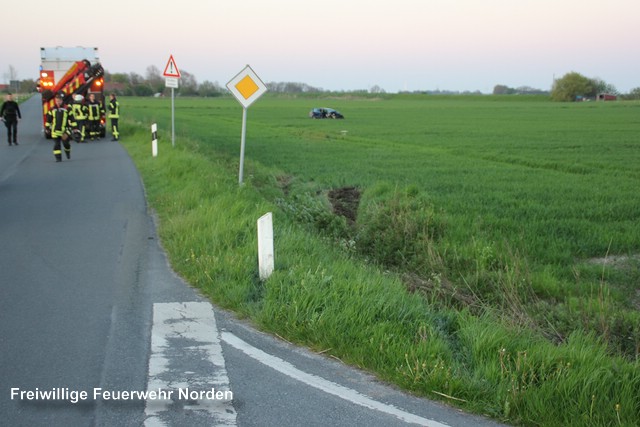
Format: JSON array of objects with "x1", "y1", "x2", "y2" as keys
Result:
[
  {"x1": 151, "y1": 123, "x2": 158, "y2": 157},
  {"x1": 257, "y1": 212, "x2": 274, "y2": 280}
]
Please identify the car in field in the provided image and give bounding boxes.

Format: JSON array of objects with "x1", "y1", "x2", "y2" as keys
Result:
[{"x1": 309, "y1": 107, "x2": 344, "y2": 119}]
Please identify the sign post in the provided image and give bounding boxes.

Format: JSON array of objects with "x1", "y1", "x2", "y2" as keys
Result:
[
  {"x1": 226, "y1": 65, "x2": 267, "y2": 184},
  {"x1": 163, "y1": 55, "x2": 181, "y2": 148}
]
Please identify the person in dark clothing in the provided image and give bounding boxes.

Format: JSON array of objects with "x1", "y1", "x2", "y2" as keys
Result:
[
  {"x1": 1, "y1": 93, "x2": 22, "y2": 146},
  {"x1": 108, "y1": 93, "x2": 120, "y2": 141},
  {"x1": 45, "y1": 92, "x2": 72, "y2": 162}
]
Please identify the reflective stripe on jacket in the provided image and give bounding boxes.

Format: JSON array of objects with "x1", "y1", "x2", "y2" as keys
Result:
[
  {"x1": 87, "y1": 102, "x2": 103, "y2": 120},
  {"x1": 46, "y1": 107, "x2": 70, "y2": 138},
  {"x1": 71, "y1": 103, "x2": 87, "y2": 120},
  {"x1": 108, "y1": 99, "x2": 120, "y2": 119}
]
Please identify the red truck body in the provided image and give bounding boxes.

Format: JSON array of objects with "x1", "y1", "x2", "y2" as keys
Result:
[{"x1": 38, "y1": 47, "x2": 106, "y2": 139}]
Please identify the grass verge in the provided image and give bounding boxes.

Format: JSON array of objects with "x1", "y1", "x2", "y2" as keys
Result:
[{"x1": 120, "y1": 105, "x2": 639, "y2": 427}]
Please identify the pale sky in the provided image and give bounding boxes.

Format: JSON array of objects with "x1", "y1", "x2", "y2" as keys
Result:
[{"x1": 3, "y1": 0, "x2": 638, "y2": 93}]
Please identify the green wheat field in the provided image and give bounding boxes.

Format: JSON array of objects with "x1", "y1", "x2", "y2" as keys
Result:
[{"x1": 121, "y1": 94, "x2": 640, "y2": 426}]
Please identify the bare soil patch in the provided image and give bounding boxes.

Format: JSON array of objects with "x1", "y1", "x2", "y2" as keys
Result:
[
  {"x1": 276, "y1": 175, "x2": 293, "y2": 196},
  {"x1": 588, "y1": 254, "x2": 640, "y2": 310},
  {"x1": 327, "y1": 186, "x2": 360, "y2": 225},
  {"x1": 588, "y1": 254, "x2": 640, "y2": 269}
]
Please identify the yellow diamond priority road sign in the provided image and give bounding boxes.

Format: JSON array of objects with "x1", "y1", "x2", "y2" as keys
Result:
[{"x1": 226, "y1": 65, "x2": 267, "y2": 108}]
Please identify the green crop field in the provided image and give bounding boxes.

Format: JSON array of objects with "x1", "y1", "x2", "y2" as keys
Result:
[{"x1": 121, "y1": 95, "x2": 640, "y2": 426}]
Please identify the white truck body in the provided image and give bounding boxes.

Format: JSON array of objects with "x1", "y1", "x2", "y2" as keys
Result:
[{"x1": 40, "y1": 46, "x2": 100, "y2": 85}]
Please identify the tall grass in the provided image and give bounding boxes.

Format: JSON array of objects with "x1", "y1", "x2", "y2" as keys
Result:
[{"x1": 120, "y1": 95, "x2": 640, "y2": 426}]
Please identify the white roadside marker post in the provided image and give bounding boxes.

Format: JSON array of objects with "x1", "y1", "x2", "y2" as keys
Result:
[
  {"x1": 257, "y1": 212, "x2": 274, "y2": 280},
  {"x1": 151, "y1": 123, "x2": 158, "y2": 157}
]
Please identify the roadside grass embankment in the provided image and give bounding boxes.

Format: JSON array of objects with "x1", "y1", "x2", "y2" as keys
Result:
[{"x1": 120, "y1": 96, "x2": 639, "y2": 426}]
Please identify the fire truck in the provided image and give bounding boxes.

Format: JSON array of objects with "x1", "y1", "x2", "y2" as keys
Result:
[{"x1": 38, "y1": 47, "x2": 106, "y2": 139}]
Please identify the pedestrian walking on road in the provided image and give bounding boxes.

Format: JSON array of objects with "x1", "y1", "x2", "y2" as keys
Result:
[
  {"x1": 1, "y1": 93, "x2": 22, "y2": 146},
  {"x1": 45, "y1": 92, "x2": 72, "y2": 162},
  {"x1": 108, "y1": 93, "x2": 120, "y2": 141}
]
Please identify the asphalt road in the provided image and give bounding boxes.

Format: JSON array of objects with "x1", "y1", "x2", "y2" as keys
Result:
[{"x1": 0, "y1": 96, "x2": 508, "y2": 427}]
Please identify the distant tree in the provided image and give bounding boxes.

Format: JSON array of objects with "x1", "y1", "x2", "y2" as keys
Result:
[
  {"x1": 132, "y1": 84, "x2": 153, "y2": 96},
  {"x1": 369, "y1": 85, "x2": 386, "y2": 94},
  {"x1": 493, "y1": 84, "x2": 512, "y2": 95},
  {"x1": 145, "y1": 65, "x2": 161, "y2": 80},
  {"x1": 128, "y1": 72, "x2": 145, "y2": 86},
  {"x1": 19, "y1": 79, "x2": 37, "y2": 93},
  {"x1": 590, "y1": 77, "x2": 618, "y2": 95},
  {"x1": 124, "y1": 72, "x2": 154, "y2": 96},
  {"x1": 177, "y1": 70, "x2": 198, "y2": 96},
  {"x1": 145, "y1": 65, "x2": 164, "y2": 94},
  {"x1": 108, "y1": 72, "x2": 130, "y2": 84},
  {"x1": 624, "y1": 87, "x2": 640, "y2": 100},
  {"x1": 284, "y1": 82, "x2": 303, "y2": 93},
  {"x1": 266, "y1": 82, "x2": 282, "y2": 92},
  {"x1": 551, "y1": 72, "x2": 596, "y2": 101},
  {"x1": 266, "y1": 82, "x2": 323, "y2": 93},
  {"x1": 300, "y1": 83, "x2": 322, "y2": 92},
  {"x1": 493, "y1": 85, "x2": 549, "y2": 95},
  {"x1": 515, "y1": 86, "x2": 549, "y2": 95},
  {"x1": 199, "y1": 80, "x2": 223, "y2": 97}
]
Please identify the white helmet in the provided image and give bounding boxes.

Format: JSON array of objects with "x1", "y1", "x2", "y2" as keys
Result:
[{"x1": 73, "y1": 94, "x2": 84, "y2": 102}]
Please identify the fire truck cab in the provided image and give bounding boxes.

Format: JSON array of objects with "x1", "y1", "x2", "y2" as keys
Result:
[{"x1": 39, "y1": 47, "x2": 106, "y2": 139}]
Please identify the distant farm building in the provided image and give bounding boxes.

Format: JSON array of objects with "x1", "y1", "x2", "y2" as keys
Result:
[{"x1": 597, "y1": 93, "x2": 617, "y2": 101}]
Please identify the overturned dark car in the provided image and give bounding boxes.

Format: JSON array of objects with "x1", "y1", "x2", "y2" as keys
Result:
[{"x1": 309, "y1": 107, "x2": 344, "y2": 119}]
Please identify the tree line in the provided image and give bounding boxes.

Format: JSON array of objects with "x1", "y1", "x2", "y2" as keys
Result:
[
  {"x1": 548, "y1": 72, "x2": 640, "y2": 101},
  {"x1": 4, "y1": 65, "x2": 640, "y2": 100},
  {"x1": 106, "y1": 67, "x2": 640, "y2": 100},
  {"x1": 495, "y1": 73, "x2": 640, "y2": 101},
  {"x1": 105, "y1": 66, "x2": 351, "y2": 96}
]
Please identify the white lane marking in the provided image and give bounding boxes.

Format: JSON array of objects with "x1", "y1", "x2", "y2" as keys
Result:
[
  {"x1": 145, "y1": 302, "x2": 236, "y2": 426},
  {"x1": 221, "y1": 331, "x2": 449, "y2": 427}
]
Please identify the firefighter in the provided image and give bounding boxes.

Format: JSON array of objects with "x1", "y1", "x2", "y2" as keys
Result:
[
  {"x1": 108, "y1": 93, "x2": 120, "y2": 141},
  {"x1": 86, "y1": 93, "x2": 104, "y2": 140},
  {"x1": 68, "y1": 94, "x2": 88, "y2": 142},
  {"x1": 45, "y1": 92, "x2": 72, "y2": 162}
]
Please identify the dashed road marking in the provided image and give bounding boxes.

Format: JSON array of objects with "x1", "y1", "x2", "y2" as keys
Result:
[{"x1": 145, "y1": 302, "x2": 236, "y2": 426}]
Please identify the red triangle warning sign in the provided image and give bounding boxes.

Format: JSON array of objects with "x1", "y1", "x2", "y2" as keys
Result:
[{"x1": 163, "y1": 55, "x2": 181, "y2": 78}]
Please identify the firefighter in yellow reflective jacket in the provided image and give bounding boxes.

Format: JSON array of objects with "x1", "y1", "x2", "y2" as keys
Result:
[
  {"x1": 108, "y1": 93, "x2": 120, "y2": 141},
  {"x1": 86, "y1": 93, "x2": 104, "y2": 140},
  {"x1": 68, "y1": 94, "x2": 88, "y2": 142},
  {"x1": 45, "y1": 92, "x2": 72, "y2": 162}
]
